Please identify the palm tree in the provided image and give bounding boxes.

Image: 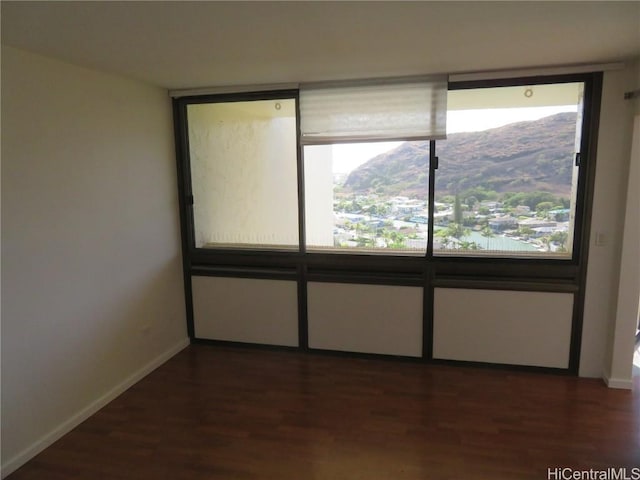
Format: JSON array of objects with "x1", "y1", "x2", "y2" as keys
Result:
[
  {"x1": 445, "y1": 222, "x2": 470, "y2": 239},
  {"x1": 382, "y1": 229, "x2": 406, "y2": 249},
  {"x1": 481, "y1": 225, "x2": 494, "y2": 238},
  {"x1": 459, "y1": 241, "x2": 480, "y2": 250}
]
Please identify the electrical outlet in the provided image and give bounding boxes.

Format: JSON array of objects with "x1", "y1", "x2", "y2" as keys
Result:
[{"x1": 595, "y1": 232, "x2": 607, "y2": 246}]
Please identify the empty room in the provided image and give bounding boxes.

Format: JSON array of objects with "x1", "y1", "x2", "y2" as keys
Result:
[{"x1": 2, "y1": 2, "x2": 640, "y2": 479}]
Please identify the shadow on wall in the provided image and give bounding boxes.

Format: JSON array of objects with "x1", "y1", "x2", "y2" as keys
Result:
[
  {"x1": 93, "y1": 254, "x2": 187, "y2": 378},
  {"x1": 1, "y1": 254, "x2": 187, "y2": 475}
]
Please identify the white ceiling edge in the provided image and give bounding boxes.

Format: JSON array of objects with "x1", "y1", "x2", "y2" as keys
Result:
[
  {"x1": 448, "y1": 62, "x2": 627, "y2": 83},
  {"x1": 168, "y1": 62, "x2": 629, "y2": 98},
  {"x1": 2, "y1": 1, "x2": 639, "y2": 90}
]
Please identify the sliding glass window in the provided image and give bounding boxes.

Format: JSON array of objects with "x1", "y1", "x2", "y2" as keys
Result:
[{"x1": 434, "y1": 82, "x2": 585, "y2": 258}]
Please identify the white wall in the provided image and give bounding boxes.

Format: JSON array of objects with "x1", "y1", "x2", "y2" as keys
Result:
[
  {"x1": 304, "y1": 145, "x2": 335, "y2": 248},
  {"x1": 1, "y1": 46, "x2": 188, "y2": 475},
  {"x1": 605, "y1": 114, "x2": 640, "y2": 389},
  {"x1": 580, "y1": 64, "x2": 638, "y2": 380},
  {"x1": 601, "y1": 61, "x2": 640, "y2": 388}
]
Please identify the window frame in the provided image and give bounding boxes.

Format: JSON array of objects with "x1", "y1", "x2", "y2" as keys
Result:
[
  {"x1": 174, "y1": 89, "x2": 303, "y2": 258},
  {"x1": 173, "y1": 72, "x2": 603, "y2": 374},
  {"x1": 441, "y1": 73, "x2": 599, "y2": 267},
  {"x1": 175, "y1": 73, "x2": 599, "y2": 270},
  {"x1": 302, "y1": 140, "x2": 435, "y2": 257}
]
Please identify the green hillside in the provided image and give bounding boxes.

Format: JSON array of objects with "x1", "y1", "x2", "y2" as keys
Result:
[{"x1": 343, "y1": 112, "x2": 578, "y2": 198}]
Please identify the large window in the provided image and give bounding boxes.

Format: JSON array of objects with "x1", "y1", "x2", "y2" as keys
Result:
[
  {"x1": 186, "y1": 95, "x2": 299, "y2": 250},
  {"x1": 434, "y1": 82, "x2": 584, "y2": 258},
  {"x1": 177, "y1": 74, "x2": 594, "y2": 262},
  {"x1": 175, "y1": 72, "x2": 602, "y2": 373}
]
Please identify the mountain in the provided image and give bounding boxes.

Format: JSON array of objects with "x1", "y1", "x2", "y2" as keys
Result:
[{"x1": 343, "y1": 112, "x2": 578, "y2": 198}]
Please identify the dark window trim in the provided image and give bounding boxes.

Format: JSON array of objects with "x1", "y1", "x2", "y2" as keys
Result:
[
  {"x1": 440, "y1": 73, "x2": 596, "y2": 266},
  {"x1": 191, "y1": 265, "x2": 298, "y2": 281},
  {"x1": 178, "y1": 73, "x2": 598, "y2": 268},
  {"x1": 177, "y1": 89, "x2": 300, "y2": 106},
  {"x1": 173, "y1": 99, "x2": 195, "y2": 338},
  {"x1": 431, "y1": 278, "x2": 578, "y2": 293},
  {"x1": 306, "y1": 272, "x2": 425, "y2": 287},
  {"x1": 570, "y1": 72, "x2": 603, "y2": 373},
  {"x1": 448, "y1": 72, "x2": 597, "y2": 91},
  {"x1": 172, "y1": 72, "x2": 603, "y2": 376},
  {"x1": 179, "y1": 89, "x2": 301, "y2": 258}
]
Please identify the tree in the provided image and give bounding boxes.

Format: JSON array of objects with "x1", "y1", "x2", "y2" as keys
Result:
[
  {"x1": 462, "y1": 217, "x2": 476, "y2": 227},
  {"x1": 356, "y1": 237, "x2": 374, "y2": 248},
  {"x1": 444, "y1": 222, "x2": 470, "y2": 239},
  {"x1": 453, "y1": 194, "x2": 463, "y2": 225},
  {"x1": 465, "y1": 196, "x2": 478, "y2": 210},
  {"x1": 348, "y1": 199, "x2": 363, "y2": 213},
  {"x1": 365, "y1": 203, "x2": 390, "y2": 216},
  {"x1": 518, "y1": 226, "x2": 535, "y2": 239},
  {"x1": 481, "y1": 225, "x2": 494, "y2": 238},
  {"x1": 550, "y1": 231, "x2": 568, "y2": 249},
  {"x1": 459, "y1": 241, "x2": 480, "y2": 250},
  {"x1": 385, "y1": 231, "x2": 406, "y2": 249},
  {"x1": 535, "y1": 201, "x2": 555, "y2": 214},
  {"x1": 503, "y1": 191, "x2": 557, "y2": 210},
  {"x1": 435, "y1": 232, "x2": 452, "y2": 249},
  {"x1": 460, "y1": 186, "x2": 499, "y2": 202}
]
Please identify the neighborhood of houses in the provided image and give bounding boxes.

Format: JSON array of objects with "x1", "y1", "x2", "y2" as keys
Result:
[{"x1": 329, "y1": 194, "x2": 571, "y2": 256}]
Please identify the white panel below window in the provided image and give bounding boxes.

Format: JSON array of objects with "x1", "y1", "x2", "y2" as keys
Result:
[
  {"x1": 192, "y1": 276, "x2": 298, "y2": 347},
  {"x1": 307, "y1": 282, "x2": 423, "y2": 357},
  {"x1": 433, "y1": 288, "x2": 573, "y2": 368}
]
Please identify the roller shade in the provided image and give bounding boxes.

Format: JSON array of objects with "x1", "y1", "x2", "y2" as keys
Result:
[{"x1": 300, "y1": 75, "x2": 447, "y2": 145}]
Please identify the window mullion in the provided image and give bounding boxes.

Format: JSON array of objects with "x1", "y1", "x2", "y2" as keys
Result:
[
  {"x1": 427, "y1": 139, "x2": 437, "y2": 259},
  {"x1": 296, "y1": 93, "x2": 306, "y2": 255}
]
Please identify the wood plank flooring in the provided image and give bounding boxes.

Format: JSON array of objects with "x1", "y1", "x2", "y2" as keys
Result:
[{"x1": 8, "y1": 345, "x2": 640, "y2": 479}]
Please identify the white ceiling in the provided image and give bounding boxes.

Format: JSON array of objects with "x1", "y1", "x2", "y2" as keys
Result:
[{"x1": 2, "y1": 1, "x2": 639, "y2": 90}]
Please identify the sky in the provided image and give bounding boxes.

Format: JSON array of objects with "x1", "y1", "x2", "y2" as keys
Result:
[{"x1": 331, "y1": 105, "x2": 578, "y2": 174}]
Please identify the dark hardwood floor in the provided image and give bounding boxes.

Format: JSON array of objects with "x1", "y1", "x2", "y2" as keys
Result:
[{"x1": 9, "y1": 345, "x2": 640, "y2": 479}]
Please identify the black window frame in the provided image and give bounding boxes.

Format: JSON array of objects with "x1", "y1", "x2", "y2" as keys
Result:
[
  {"x1": 173, "y1": 71, "x2": 603, "y2": 375},
  {"x1": 439, "y1": 73, "x2": 599, "y2": 269}
]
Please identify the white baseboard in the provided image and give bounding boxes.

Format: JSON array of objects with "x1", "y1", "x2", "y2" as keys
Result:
[
  {"x1": 603, "y1": 375, "x2": 634, "y2": 390},
  {"x1": 1, "y1": 337, "x2": 190, "y2": 479}
]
